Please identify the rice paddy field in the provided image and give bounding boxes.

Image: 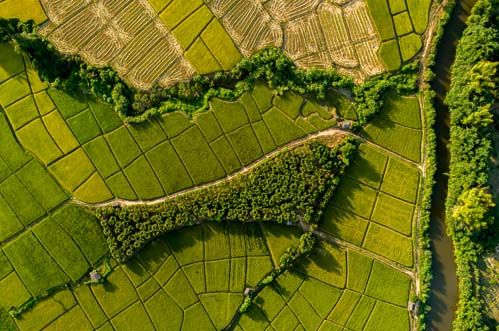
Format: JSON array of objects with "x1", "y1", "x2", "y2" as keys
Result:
[
  {"x1": 4, "y1": 0, "x2": 434, "y2": 88},
  {"x1": 0, "y1": 0, "x2": 431, "y2": 330}
]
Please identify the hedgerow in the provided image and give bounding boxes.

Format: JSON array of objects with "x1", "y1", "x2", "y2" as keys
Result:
[
  {"x1": 96, "y1": 138, "x2": 357, "y2": 262},
  {"x1": 1, "y1": 18, "x2": 416, "y2": 125},
  {"x1": 445, "y1": 0, "x2": 499, "y2": 329}
]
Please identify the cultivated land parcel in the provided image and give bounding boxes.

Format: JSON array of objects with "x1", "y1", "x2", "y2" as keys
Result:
[{"x1": 0, "y1": 0, "x2": 433, "y2": 330}]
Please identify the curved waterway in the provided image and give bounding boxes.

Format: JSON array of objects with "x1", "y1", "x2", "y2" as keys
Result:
[{"x1": 428, "y1": 0, "x2": 477, "y2": 330}]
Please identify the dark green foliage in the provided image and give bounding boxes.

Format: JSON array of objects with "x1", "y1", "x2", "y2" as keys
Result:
[
  {"x1": 96, "y1": 138, "x2": 357, "y2": 262},
  {"x1": 0, "y1": 18, "x2": 416, "y2": 126},
  {"x1": 354, "y1": 62, "x2": 418, "y2": 125},
  {"x1": 444, "y1": 1, "x2": 499, "y2": 329}
]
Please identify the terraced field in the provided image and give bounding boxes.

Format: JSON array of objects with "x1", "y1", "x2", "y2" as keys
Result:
[{"x1": 13, "y1": 0, "x2": 434, "y2": 88}]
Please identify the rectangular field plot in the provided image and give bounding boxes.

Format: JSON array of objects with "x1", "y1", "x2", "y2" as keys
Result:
[
  {"x1": 0, "y1": 272, "x2": 32, "y2": 308},
  {"x1": 158, "y1": 111, "x2": 193, "y2": 138},
  {"x1": 172, "y1": 5, "x2": 213, "y2": 49},
  {"x1": 32, "y1": 217, "x2": 90, "y2": 281},
  {"x1": 105, "y1": 126, "x2": 142, "y2": 168},
  {"x1": 365, "y1": 261, "x2": 411, "y2": 307},
  {"x1": 346, "y1": 250, "x2": 373, "y2": 293},
  {"x1": 171, "y1": 126, "x2": 225, "y2": 184},
  {"x1": 0, "y1": 73, "x2": 31, "y2": 108},
  {"x1": 0, "y1": 43, "x2": 24, "y2": 84},
  {"x1": 16, "y1": 159, "x2": 67, "y2": 211},
  {"x1": 252, "y1": 120, "x2": 276, "y2": 154},
  {"x1": 106, "y1": 171, "x2": 138, "y2": 200},
  {"x1": 320, "y1": 205, "x2": 369, "y2": 246},
  {"x1": 201, "y1": 19, "x2": 242, "y2": 70},
  {"x1": 381, "y1": 157, "x2": 420, "y2": 203},
  {"x1": 184, "y1": 37, "x2": 222, "y2": 75},
  {"x1": 211, "y1": 98, "x2": 248, "y2": 133},
  {"x1": 73, "y1": 172, "x2": 113, "y2": 203},
  {"x1": 4, "y1": 95, "x2": 39, "y2": 130},
  {"x1": 124, "y1": 156, "x2": 165, "y2": 200},
  {"x1": 17, "y1": 118, "x2": 63, "y2": 165},
  {"x1": 52, "y1": 205, "x2": 108, "y2": 265},
  {"x1": 88, "y1": 100, "x2": 122, "y2": 133},
  {"x1": 263, "y1": 107, "x2": 306, "y2": 146},
  {"x1": 194, "y1": 111, "x2": 223, "y2": 143},
  {"x1": 364, "y1": 301, "x2": 409, "y2": 331},
  {"x1": 43, "y1": 110, "x2": 79, "y2": 153},
  {"x1": 0, "y1": 113, "x2": 31, "y2": 171},
  {"x1": 83, "y1": 137, "x2": 120, "y2": 179},
  {"x1": 362, "y1": 117, "x2": 421, "y2": 163},
  {"x1": 210, "y1": 136, "x2": 241, "y2": 174},
  {"x1": 66, "y1": 108, "x2": 102, "y2": 145},
  {"x1": 47, "y1": 89, "x2": 87, "y2": 119},
  {"x1": 111, "y1": 301, "x2": 155, "y2": 331},
  {"x1": 146, "y1": 141, "x2": 193, "y2": 194},
  {"x1": 362, "y1": 223, "x2": 413, "y2": 267},
  {"x1": 14, "y1": 290, "x2": 76, "y2": 331},
  {"x1": 227, "y1": 124, "x2": 263, "y2": 166},
  {"x1": 372, "y1": 193, "x2": 414, "y2": 236},
  {"x1": 0, "y1": 175, "x2": 45, "y2": 226},
  {"x1": 91, "y1": 268, "x2": 138, "y2": 318},
  {"x1": 0, "y1": 195, "x2": 24, "y2": 242},
  {"x1": 48, "y1": 148, "x2": 95, "y2": 192},
  {"x1": 3, "y1": 232, "x2": 68, "y2": 295},
  {"x1": 346, "y1": 143, "x2": 387, "y2": 189},
  {"x1": 380, "y1": 95, "x2": 421, "y2": 129},
  {"x1": 329, "y1": 178, "x2": 378, "y2": 219}
]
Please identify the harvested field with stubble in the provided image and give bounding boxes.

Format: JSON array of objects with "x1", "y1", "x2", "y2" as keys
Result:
[
  {"x1": 31, "y1": 0, "x2": 433, "y2": 87},
  {"x1": 40, "y1": 0, "x2": 195, "y2": 89}
]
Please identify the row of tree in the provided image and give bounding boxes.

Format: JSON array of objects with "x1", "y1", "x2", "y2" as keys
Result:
[
  {"x1": 0, "y1": 18, "x2": 417, "y2": 125},
  {"x1": 95, "y1": 138, "x2": 357, "y2": 262},
  {"x1": 445, "y1": 0, "x2": 499, "y2": 329}
]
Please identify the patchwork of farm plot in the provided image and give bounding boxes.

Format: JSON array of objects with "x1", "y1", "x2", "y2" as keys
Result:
[
  {"x1": 320, "y1": 95, "x2": 422, "y2": 268},
  {"x1": 12, "y1": 0, "x2": 434, "y2": 88},
  {"x1": 238, "y1": 241, "x2": 412, "y2": 331},
  {"x1": 0, "y1": 223, "x2": 283, "y2": 331},
  {"x1": 0, "y1": 222, "x2": 413, "y2": 331},
  {"x1": 367, "y1": 0, "x2": 432, "y2": 70},
  {"x1": 0, "y1": 44, "x2": 346, "y2": 204}
]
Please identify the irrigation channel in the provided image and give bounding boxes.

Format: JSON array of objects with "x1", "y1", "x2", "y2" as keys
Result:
[{"x1": 428, "y1": 0, "x2": 477, "y2": 330}]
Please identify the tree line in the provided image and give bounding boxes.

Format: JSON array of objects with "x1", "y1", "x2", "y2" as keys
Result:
[{"x1": 0, "y1": 18, "x2": 417, "y2": 125}]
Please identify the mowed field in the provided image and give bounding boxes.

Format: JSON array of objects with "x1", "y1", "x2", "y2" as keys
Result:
[
  {"x1": 0, "y1": 44, "x2": 342, "y2": 204},
  {"x1": 3, "y1": 0, "x2": 433, "y2": 88}
]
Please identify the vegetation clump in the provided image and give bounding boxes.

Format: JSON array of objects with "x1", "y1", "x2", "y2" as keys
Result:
[
  {"x1": 96, "y1": 138, "x2": 357, "y2": 262},
  {"x1": 0, "y1": 18, "x2": 416, "y2": 125},
  {"x1": 445, "y1": 0, "x2": 499, "y2": 329}
]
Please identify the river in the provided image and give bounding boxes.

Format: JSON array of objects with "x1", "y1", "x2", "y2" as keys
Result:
[{"x1": 428, "y1": 0, "x2": 477, "y2": 330}]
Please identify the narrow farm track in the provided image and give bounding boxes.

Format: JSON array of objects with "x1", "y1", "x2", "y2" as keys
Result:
[
  {"x1": 312, "y1": 228, "x2": 415, "y2": 277},
  {"x1": 70, "y1": 122, "x2": 423, "y2": 285},
  {"x1": 73, "y1": 127, "x2": 422, "y2": 209}
]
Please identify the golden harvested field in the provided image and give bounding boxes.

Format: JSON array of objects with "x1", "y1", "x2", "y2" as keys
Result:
[{"x1": 26, "y1": 0, "x2": 430, "y2": 86}]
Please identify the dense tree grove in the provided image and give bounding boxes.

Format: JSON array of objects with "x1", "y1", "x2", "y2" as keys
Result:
[
  {"x1": 0, "y1": 18, "x2": 416, "y2": 125},
  {"x1": 96, "y1": 138, "x2": 357, "y2": 262},
  {"x1": 445, "y1": 0, "x2": 499, "y2": 329}
]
